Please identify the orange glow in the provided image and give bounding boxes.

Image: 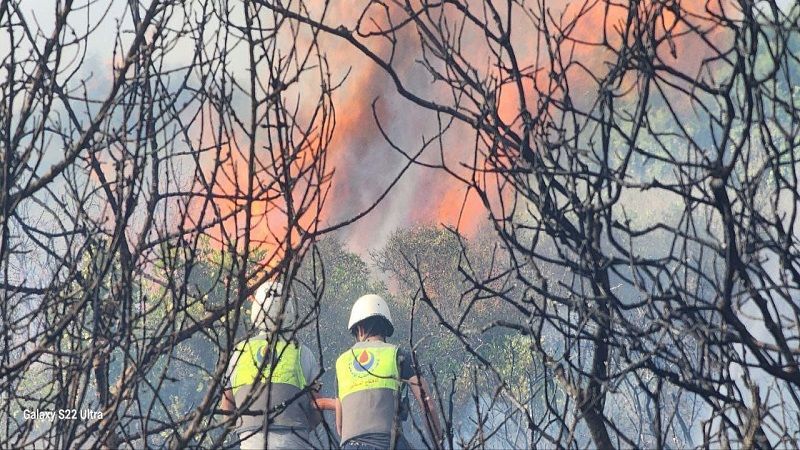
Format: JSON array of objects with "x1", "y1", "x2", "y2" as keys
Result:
[
  {"x1": 433, "y1": 185, "x2": 485, "y2": 236},
  {"x1": 185, "y1": 0, "x2": 733, "y2": 254},
  {"x1": 184, "y1": 97, "x2": 332, "y2": 269}
]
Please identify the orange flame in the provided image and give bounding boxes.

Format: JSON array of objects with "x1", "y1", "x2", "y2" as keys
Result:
[{"x1": 186, "y1": 1, "x2": 734, "y2": 253}]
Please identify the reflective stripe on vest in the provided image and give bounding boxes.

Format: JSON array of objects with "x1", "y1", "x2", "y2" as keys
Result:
[
  {"x1": 231, "y1": 339, "x2": 311, "y2": 430},
  {"x1": 336, "y1": 344, "x2": 401, "y2": 443}
]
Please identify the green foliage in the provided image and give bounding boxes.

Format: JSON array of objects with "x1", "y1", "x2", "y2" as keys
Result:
[
  {"x1": 486, "y1": 334, "x2": 557, "y2": 409},
  {"x1": 85, "y1": 227, "x2": 547, "y2": 442},
  {"x1": 374, "y1": 225, "x2": 531, "y2": 402}
]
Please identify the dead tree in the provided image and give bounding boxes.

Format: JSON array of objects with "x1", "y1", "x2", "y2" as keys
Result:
[
  {"x1": 260, "y1": 0, "x2": 800, "y2": 448},
  {"x1": 0, "y1": 0, "x2": 345, "y2": 447}
]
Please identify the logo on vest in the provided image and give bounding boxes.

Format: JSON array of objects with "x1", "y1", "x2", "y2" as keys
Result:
[
  {"x1": 256, "y1": 345, "x2": 270, "y2": 367},
  {"x1": 353, "y1": 350, "x2": 376, "y2": 372}
]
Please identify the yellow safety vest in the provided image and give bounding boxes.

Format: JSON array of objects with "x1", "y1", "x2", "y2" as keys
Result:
[
  {"x1": 231, "y1": 339, "x2": 305, "y2": 396},
  {"x1": 336, "y1": 345, "x2": 400, "y2": 400}
]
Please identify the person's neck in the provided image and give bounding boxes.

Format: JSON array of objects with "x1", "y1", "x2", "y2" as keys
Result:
[{"x1": 360, "y1": 335, "x2": 385, "y2": 343}]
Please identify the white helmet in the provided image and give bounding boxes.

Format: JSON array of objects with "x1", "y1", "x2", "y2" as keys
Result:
[
  {"x1": 348, "y1": 294, "x2": 394, "y2": 337},
  {"x1": 251, "y1": 281, "x2": 295, "y2": 333}
]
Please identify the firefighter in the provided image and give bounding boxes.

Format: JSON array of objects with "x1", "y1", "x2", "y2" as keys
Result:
[
  {"x1": 221, "y1": 281, "x2": 335, "y2": 449},
  {"x1": 335, "y1": 294, "x2": 443, "y2": 450}
]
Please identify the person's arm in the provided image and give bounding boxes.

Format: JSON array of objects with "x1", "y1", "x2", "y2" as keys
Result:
[
  {"x1": 299, "y1": 345, "x2": 336, "y2": 428},
  {"x1": 306, "y1": 380, "x2": 336, "y2": 428},
  {"x1": 312, "y1": 392, "x2": 337, "y2": 411},
  {"x1": 408, "y1": 375, "x2": 443, "y2": 447},
  {"x1": 306, "y1": 390, "x2": 323, "y2": 428},
  {"x1": 220, "y1": 388, "x2": 236, "y2": 414},
  {"x1": 335, "y1": 398, "x2": 343, "y2": 437},
  {"x1": 222, "y1": 345, "x2": 241, "y2": 416}
]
